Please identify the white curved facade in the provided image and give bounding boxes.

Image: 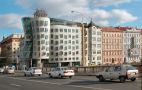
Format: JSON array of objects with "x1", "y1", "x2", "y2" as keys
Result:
[
  {"x1": 32, "y1": 17, "x2": 50, "y2": 60},
  {"x1": 49, "y1": 25, "x2": 81, "y2": 66}
]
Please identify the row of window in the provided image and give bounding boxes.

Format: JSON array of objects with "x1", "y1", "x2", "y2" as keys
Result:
[
  {"x1": 103, "y1": 33, "x2": 122, "y2": 37},
  {"x1": 33, "y1": 28, "x2": 48, "y2": 33},
  {"x1": 103, "y1": 58, "x2": 122, "y2": 63},
  {"x1": 50, "y1": 34, "x2": 79, "y2": 39},
  {"x1": 103, "y1": 39, "x2": 122, "y2": 43},
  {"x1": 50, "y1": 57, "x2": 80, "y2": 62},
  {"x1": 32, "y1": 20, "x2": 48, "y2": 27},
  {"x1": 103, "y1": 45, "x2": 122, "y2": 49},
  {"x1": 50, "y1": 28, "x2": 79, "y2": 33},
  {"x1": 33, "y1": 51, "x2": 80, "y2": 57},
  {"x1": 50, "y1": 46, "x2": 79, "y2": 50},
  {"x1": 50, "y1": 40, "x2": 79, "y2": 45},
  {"x1": 103, "y1": 51, "x2": 122, "y2": 55}
]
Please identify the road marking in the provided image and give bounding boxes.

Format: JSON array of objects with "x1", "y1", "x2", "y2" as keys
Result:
[
  {"x1": 67, "y1": 85, "x2": 112, "y2": 90},
  {"x1": 10, "y1": 84, "x2": 21, "y2": 87},
  {"x1": 5, "y1": 76, "x2": 112, "y2": 90}
]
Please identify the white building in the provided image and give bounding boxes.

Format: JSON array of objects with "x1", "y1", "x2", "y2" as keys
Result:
[
  {"x1": 49, "y1": 25, "x2": 81, "y2": 67},
  {"x1": 85, "y1": 21, "x2": 102, "y2": 66},
  {"x1": 123, "y1": 28, "x2": 141, "y2": 63},
  {"x1": 21, "y1": 10, "x2": 82, "y2": 68}
]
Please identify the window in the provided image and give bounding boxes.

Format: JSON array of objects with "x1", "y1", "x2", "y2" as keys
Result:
[
  {"x1": 76, "y1": 29, "x2": 78, "y2": 33},
  {"x1": 60, "y1": 29, "x2": 63, "y2": 32},
  {"x1": 40, "y1": 21, "x2": 44, "y2": 26},
  {"x1": 55, "y1": 35, "x2": 58, "y2": 39},
  {"x1": 51, "y1": 40, "x2": 54, "y2": 44},
  {"x1": 60, "y1": 34, "x2": 63, "y2": 38},
  {"x1": 55, "y1": 47, "x2": 58, "y2": 50},
  {"x1": 41, "y1": 34, "x2": 44, "y2": 38},
  {"x1": 51, "y1": 29, "x2": 53, "y2": 33},
  {"x1": 41, "y1": 40, "x2": 45, "y2": 44},
  {"x1": 45, "y1": 21, "x2": 48, "y2": 26},
  {"x1": 60, "y1": 40, "x2": 63, "y2": 44},
  {"x1": 64, "y1": 41, "x2": 67, "y2": 44},
  {"x1": 55, "y1": 41, "x2": 58, "y2": 44},
  {"x1": 64, "y1": 29, "x2": 67, "y2": 32},
  {"x1": 50, "y1": 34, "x2": 53, "y2": 38},
  {"x1": 68, "y1": 29, "x2": 71, "y2": 32},
  {"x1": 51, "y1": 46, "x2": 53, "y2": 50},
  {"x1": 64, "y1": 35, "x2": 67, "y2": 39},
  {"x1": 55, "y1": 29, "x2": 58, "y2": 32},
  {"x1": 45, "y1": 35, "x2": 48, "y2": 39}
]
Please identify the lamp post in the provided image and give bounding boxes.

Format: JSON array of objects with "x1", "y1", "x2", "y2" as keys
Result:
[{"x1": 71, "y1": 10, "x2": 85, "y2": 66}]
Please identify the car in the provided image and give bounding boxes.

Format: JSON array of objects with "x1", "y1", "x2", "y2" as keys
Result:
[
  {"x1": 3, "y1": 67, "x2": 15, "y2": 74},
  {"x1": 0, "y1": 68, "x2": 4, "y2": 74},
  {"x1": 95, "y1": 64, "x2": 139, "y2": 83},
  {"x1": 24, "y1": 67, "x2": 42, "y2": 76},
  {"x1": 48, "y1": 67, "x2": 75, "y2": 78}
]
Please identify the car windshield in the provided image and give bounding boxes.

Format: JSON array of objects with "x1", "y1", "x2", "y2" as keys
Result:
[{"x1": 125, "y1": 65, "x2": 137, "y2": 70}]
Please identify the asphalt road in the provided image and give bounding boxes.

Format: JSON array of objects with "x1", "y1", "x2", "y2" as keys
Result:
[{"x1": 0, "y1": 74, "x2": 141, "y2": 90}]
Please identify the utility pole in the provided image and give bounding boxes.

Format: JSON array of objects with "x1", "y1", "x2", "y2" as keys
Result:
[{"x1": 71, "y1": 10, "x2": 85, "y2": 66}]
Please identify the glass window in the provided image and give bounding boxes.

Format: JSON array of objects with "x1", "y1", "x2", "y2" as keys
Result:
[
  {"x1": 60, "y1": 34, "x2": 63, "y2": 38},
  {"x1": 45, "y1": 21, "x2": 48, "y2": 26},
  {"x1": 60, "y1": 40, "x2": 63, "y2": 44},
  {"x1": 64, "y1": 35, "x2": 67, "y2": 39},
  {"x1": 41, "y1": 34, "x2": 44, "y2": 38},
  {"x1": 51, "y1": 46, "x2": 53, "y2": 50},
  {"x1": 51, "y1": 40, "x2": 54, "y2": 44},
  {"x1": 55, "y1": 41, "x2": 58, "y2": 44},
  {"x1": 68, "y1": 29, "x2": 71, "y2": 32},
  {"x1": 45, "y1": 35, "x2": 48, "y2": 39},
  {"x1": 55, "y1": 35, "x2": 58, "y2": 39},
  {"x1": 41, "y1": 40, "x2": 45, "y2": 44},
  {"x1": 50, "y1": 34, "x2": 53, "y2": 38},
  {"x1": 55, "y1": 29, "x2": 58, "y2": 32},
  {"x1": 64, "y1": 29, "x2": 67, "y2": 32},
  {"x1": 60, "y1": 29, "x2": 63, "y2": 32},
  {"x1": 40, "y1": 21, "x2": 44, "y2": 26},
  {"x1": 51, "y1": 29, "x2": 53, "y2": 33}
]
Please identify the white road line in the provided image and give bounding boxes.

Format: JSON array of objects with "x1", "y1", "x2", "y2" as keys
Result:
[
  {"x1": 6, "y1": 76, "x2": 111, "y2": 90},
  {"x1": 10, "y1": 84, "x2": 21, "y2": 87},
  {"x1": 68, "y1": 85, "x2": 112, "y2": 90}
]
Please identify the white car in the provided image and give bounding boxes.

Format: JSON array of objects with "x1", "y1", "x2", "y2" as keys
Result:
[
  {"x1": 24, "y1": 67, "x2": 42, "y2": 76},
  {"x1": 48, "y1": 67, "x2": 75, "y2": 78},
  {"x1": 95, "y1": 64, "x2": 139, "y2": 83},
  {"x1": 4, "y1": 67, "x2": 15, "y2": 74},
  {"x1": 0, "y1": 68, "x2": 4, "y2": 73}
]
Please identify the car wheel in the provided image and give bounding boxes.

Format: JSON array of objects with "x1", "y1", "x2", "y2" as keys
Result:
[
  {"x1": 49, "y1": 74, "x2": 52, "y2": 78},
  {"x1": 30, "y1": 73, "x2": 33, "y2": 77},
  {"x1": 119, "y1": 76, "x2": 126, "y2": 83},
  {"x1": 24, "y1": 73, "x2": 26, "y2": 77},
  {"x1": 130, "y1": 78, "x2": 136, "y2": 82},
  {"x1": 69, "y1": 76, "x2": 72, "y2": 79},
  {"x1": 99, "y1": 75, "x2": 105, "y2": 82},
  {"x1": 59, "y1": 74, "x2": 63, "y2": 78}
]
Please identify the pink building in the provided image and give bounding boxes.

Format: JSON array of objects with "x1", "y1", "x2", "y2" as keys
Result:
[{"x1": 102, "y1": 27, "x2": 123, "y2": 64}]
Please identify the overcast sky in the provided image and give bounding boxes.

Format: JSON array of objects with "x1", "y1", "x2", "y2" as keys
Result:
[{"x1": 0, "y1": 0, "x2": 141, "y2": 41}]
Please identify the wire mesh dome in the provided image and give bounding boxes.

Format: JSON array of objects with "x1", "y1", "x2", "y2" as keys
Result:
[{"x1": 34, "y1": 9, "x2": 48, "y2": 17}]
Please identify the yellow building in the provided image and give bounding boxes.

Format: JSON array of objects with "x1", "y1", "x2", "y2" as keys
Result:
[
  {"x1": 102, "y1": 27, "x2": 123, "y2": 64},
  {"x1": 0, "y1": 33, "x2": 24, "y2": 67}
]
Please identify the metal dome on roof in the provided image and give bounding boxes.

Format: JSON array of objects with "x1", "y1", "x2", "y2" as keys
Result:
[{"x1": 34, "y1": 9, "x2": 48, "y2": 17}]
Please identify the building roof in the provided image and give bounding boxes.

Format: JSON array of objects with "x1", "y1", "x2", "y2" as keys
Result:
[
  {"x1": 34, "y1": 9, "x2": 48, "y2": 17},
  {"x1": 101, "y1": 27, "x2": 123, "y2": 32}
]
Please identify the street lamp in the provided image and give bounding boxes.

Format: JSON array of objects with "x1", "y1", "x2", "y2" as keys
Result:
[{"x1": 71, "y1": 10, "x2": 85, "y2": 66}]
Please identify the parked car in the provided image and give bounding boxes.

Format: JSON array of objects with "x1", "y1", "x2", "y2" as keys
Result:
[
  {"x1": 0, "y1": 68, "x2": 4, "y2": 73},
  {"x1": 3, "y1": 67, "x2": 15, "y2": 74},
  {"x1": 95, "y1": 64, "x2": 139, "y2": 83},
  {"x1": 24, "y1": 67, "x2": 42, "y2": 76},
  {"x1": 48, "y1": 67, "x2": 75, "y2": 78}
]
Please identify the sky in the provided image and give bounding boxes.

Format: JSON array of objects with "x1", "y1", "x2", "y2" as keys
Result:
[{"x1": 0, "y1": 0, "x2": 142, "y2": 41}]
